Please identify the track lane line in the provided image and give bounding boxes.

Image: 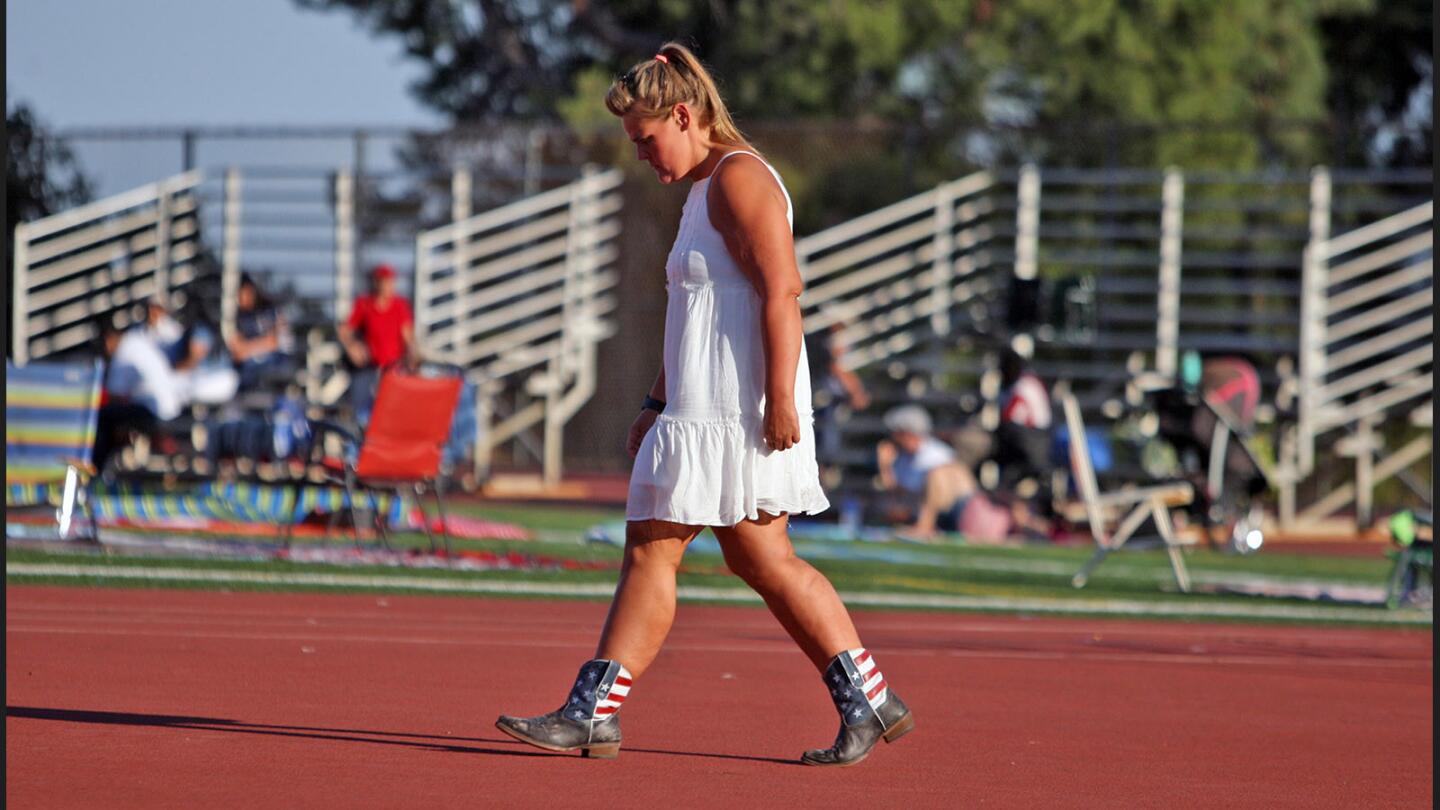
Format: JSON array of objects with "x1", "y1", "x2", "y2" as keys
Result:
[
  {"x1": 6, "y1": 602, "x2": 1428, "y2": 652},
  {"x1": 7, "y1": 609, "x2": 1428, "y2": 660},
  {"x1": 6, "y1": 624, "x2": 1431, "y2": 670},
  {"x1": 7, "y1": 562, "x2": 1431, "y2": 624}
]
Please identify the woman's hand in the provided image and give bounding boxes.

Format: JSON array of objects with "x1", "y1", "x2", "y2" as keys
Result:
[
  {"x1": 763, "y1": 397, "x2": 802, "y2": 452},
  {"x1": 627, "y1": 409, "x2": 659, "y2": 458}
]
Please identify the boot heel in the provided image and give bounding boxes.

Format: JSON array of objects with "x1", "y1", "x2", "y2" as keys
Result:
[
  {"x1": 882, "y1": 712, "x2": 915, "y2": 743},
  {"x1": 581, "y1": 742, "x2": 620, "y2": 759}
]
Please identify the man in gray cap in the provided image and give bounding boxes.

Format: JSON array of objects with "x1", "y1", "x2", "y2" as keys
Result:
[
  {"x1": 869, "y1": 400, "x2": 1008, "y2": 539},
  {"x1": 876, "y1": 404, "x2": 987, "y2": 540}
]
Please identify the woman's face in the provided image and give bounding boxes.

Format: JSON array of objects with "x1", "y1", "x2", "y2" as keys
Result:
[
  {"x1": 238, "y1": 284, "x2": 256, "y2": 310},
  {"x1": 622, "y1": 108, "x2": 695, "y2": 184}
]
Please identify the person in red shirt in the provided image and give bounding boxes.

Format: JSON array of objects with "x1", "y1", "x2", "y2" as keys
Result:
[
  {"x1": 339, "y1": 264, "x2": 417, "y2": 370},
  {"x1": 338, "y1": 264, "x2": 420, "y2": 421}
]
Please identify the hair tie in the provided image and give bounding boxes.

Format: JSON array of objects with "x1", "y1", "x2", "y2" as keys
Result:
[{"x1": 653, "y1": 53, "x2": 669, "y2": 64}]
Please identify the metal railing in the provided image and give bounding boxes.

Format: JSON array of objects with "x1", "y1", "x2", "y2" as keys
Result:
[
  {"x1": 797, "y1": 170, "x2": 1000, "y2": 368},
  {"x1": 414, "y1": 166, "x2": 624, "y2": 484},
  {"x1": 797, "y1": 166, "x2": 1424, "y2": 391},
  {"x1": 12, "y1": 170, "x2": 206, "y2": 365},
  {"x1": 1283, "y1": 198, "x2": 1434, "y2": 525},
  {"x1": 800, "y1": 165, "x2": 1432, "y2": 524},
  {"x1": 11, "y1": 157, "x2": 1429, "y2": 514}
]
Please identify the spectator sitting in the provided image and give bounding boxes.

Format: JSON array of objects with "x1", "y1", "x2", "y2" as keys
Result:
[
  {"x1": 104, "y1": 312, "x2": 187, "y2": 422},
  {"x1": 108, "y1": 300, "x2": 239, "y2": 418},
  {"x1": 994, "y1": 347, "x2": 1053, "y2": 489},
  {"x1": 227, "y1": 273, "x2": 295, "y2": 391},
  {"x1": 142, "y1": 294, "x2": 215, "y2": 372},
  {"x1": 93, "y1": 315, "x2": 169, "y2": 472},
  {"x1": 876, "y1": 404, "x2": 1011, "y2": 543},
  {"x1": 337, "y1": 264, "x2": 419, "y2": 420}
]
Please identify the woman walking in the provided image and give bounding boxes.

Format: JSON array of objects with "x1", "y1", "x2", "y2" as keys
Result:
[{"x1": 496, "y1": 42, "x2": 914, "y2": 767}]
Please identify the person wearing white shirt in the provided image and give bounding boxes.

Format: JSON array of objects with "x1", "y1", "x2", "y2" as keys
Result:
[
  {"x1": 103, "y1": 312, "x2": 238, "y2": 422},
  {"x1": 876, "y1": 404, "x2": 984, "y2": 540},
  {"x1": 107, "y1": 325, "x2": 186, "y2": 421}
]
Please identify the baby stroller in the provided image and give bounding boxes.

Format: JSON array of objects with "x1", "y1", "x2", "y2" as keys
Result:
[{"x1": 1149, "y1": 355, "x2": 1270, "y2": 553}]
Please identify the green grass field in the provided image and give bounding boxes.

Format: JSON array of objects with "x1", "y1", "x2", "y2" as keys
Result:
[{"x1": 6, "y1": 500, "x2": 1430, "y2": 627}]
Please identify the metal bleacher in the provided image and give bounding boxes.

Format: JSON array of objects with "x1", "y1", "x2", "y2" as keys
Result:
[
  {"x1": 791, "y1": 165, "x2": 1432, "y2": 528},
  {"x1": 10, "y1": 157, "x2": 1431, "y2": 527},
  {"x1": 11, "y1": 163, "x2": 624, "y2": 485}
]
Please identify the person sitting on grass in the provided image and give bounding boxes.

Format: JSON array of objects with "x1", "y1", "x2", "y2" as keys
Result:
[{"x1": 875, "y1": 404, "x2": 1010, "y2": 543}]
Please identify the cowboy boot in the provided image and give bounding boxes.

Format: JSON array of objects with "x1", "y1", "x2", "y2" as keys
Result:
[
  {"x1": 495, "y1": 659, "x2": 632, "y2": 759},
  {"x1": 801, "y1": 647, "x2": 914, "y2": 766}
]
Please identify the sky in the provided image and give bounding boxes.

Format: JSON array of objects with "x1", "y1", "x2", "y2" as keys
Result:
[{"x1": 6, "y1": 0, "x2": 442, "y2": 128}]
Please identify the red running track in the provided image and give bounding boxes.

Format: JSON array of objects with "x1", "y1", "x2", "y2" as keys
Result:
[{"x1": 6, "y1": 586, "x2": 1432, "y2": 809}]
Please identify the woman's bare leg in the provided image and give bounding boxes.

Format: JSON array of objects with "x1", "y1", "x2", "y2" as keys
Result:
[
  {"x1": 593, "y1": 519, "x2": 703, "y2": 679},
  {"x1": 713, "y1": 511, "x2": 861, "y2": 671}
]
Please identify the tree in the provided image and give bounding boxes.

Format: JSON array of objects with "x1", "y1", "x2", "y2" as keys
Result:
[
  {"x1": 292, "y1": 0, "x2": 659, "y2": 121},
  {"x1": 1318, "y1": 0, "x2": 1432, "y2": 167},
  {"x1": 7, "y1": 100, "x2": 93, "y2": 232},
  {"x1": 294, "y1": 0, "x2": 1416, "y2": 171},
  {"x1": 6, "y1": 99, "x2": 93, "y2": 358},
  {"x1": 294, "y1": 0, "x2": 983, "y2": 125},
  {"x1": 962, "y1": 0, "x2": 1376, "y2": 168}
]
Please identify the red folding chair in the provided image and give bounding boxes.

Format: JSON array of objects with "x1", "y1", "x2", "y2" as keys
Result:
[{"x1": 298, "y1": 366, "x2": 464, "y2": 554}]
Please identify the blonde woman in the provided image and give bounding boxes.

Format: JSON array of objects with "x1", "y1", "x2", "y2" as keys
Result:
[{"x1": 496, "y1": 42, "x2": 914, "y2": 767}]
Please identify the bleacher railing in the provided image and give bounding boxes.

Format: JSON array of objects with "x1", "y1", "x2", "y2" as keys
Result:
[
  {"x1": 797, "y1": 165, "x2": 1431, "y2": 526},
  {"x1": 1285, "y1": 197, "x2": 1433, "y2": 525},
  {"x1": 797, "y1": 170, "x2": 999, "y2": 368},
  {"x1": 413, "y1": 166, "x2": 624, "y2": 484},
  {"x1": 12, "y1": 170, "x2": 205, "y2": 365},
  {"x1": 11, "y1": 159, "x2": 1429, "y2": 518}
]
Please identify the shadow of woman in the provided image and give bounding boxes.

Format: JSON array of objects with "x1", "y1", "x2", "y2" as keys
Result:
[{"x1": 7, "y1": 706, "x2": 799, "y2": 765}]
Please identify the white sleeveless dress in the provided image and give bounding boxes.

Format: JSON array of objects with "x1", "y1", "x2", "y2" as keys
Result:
[{"x1": 626, "y1": 151, "x2": 831, "y2": 526}]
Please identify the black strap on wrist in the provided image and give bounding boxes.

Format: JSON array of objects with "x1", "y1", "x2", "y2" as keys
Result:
[{"x1": 642, "y1": 395, "x2": 667, "y2": 414}]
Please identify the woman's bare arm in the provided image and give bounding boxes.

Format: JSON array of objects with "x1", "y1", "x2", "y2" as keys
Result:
[{"x1": 707, "y1": 155, "x2": 803, "y2": 450}]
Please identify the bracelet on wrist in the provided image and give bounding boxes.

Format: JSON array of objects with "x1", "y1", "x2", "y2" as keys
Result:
[{"x1": 642, "y1": 396, "x2": 667, "y2": 414}]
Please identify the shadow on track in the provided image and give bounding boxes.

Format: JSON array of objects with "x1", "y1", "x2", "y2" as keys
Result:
[{"x1": 6, "y1": 707, "x2": 797, "y2": 766}]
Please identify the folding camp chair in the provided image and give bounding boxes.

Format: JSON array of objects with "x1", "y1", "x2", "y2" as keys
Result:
[
  {"x1": 1060, "y1": 390, "x2": 1194, "y2": 592},
  {"x1": 5, "y1": 360, "x2": 105, "y2": 541},
  {"x1": 294, "y1": 366, "x2": 464, "y2": 554}
]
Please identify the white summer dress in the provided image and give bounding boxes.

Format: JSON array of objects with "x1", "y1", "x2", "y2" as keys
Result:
[{"x1": 626, "y1": 151, "x2": 831, "y2": 526}]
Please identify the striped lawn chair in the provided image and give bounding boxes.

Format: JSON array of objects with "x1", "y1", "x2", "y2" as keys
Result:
[{"x1": 6, "y1": 360, "x2": 105, "y2": 540}]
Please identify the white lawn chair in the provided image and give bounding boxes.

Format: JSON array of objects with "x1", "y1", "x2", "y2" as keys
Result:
[{"x1": 1060, "y1": 390, "x2": 1193, "y2": 592}]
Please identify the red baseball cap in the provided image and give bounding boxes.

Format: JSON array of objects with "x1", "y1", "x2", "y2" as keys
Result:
[{"x1": 371, "y1": 263, "x2": 397, "y2": 280}]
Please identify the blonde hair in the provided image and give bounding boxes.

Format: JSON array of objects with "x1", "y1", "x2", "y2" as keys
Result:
[{"x1": 605, "y1": 42, "x2": 752, "y2": 150}]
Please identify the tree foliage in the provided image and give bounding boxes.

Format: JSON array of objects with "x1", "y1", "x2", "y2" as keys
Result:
[
  {"x1": 7, "y1": 101, "x2": 93, "y2": 231},
  {"x1": 962, "y1": 0, "x2": 1372, "y2": 167},
  {"x1": 6, "y1": 100, "x2": 94, "y2": 357},
  {"x1": 295, "y1": 0, "x2": 1429, "y2": 169},
  {"x1": 1317, "y1": 0, "x2": 1432, "y2": 167}
]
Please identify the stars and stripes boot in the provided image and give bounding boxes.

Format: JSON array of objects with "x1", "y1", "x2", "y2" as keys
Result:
[
  {"x1": 495, "y1": 659, "x2": 631, "y2": 759},
  {"x1": 801, "y1": 647, "x2": 914, "y2": 766}
]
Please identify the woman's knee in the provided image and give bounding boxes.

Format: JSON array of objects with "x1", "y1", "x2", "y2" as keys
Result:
[
  {"x1": 722, "y1": 541, "x2": 799, "y2": 591},
  {"x1": 623, "y1": 521, "x2": 691, "y2": 570}
]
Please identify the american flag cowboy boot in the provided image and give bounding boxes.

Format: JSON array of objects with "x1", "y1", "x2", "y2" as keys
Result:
[
  {"x1": 496, "y1": 659, "x2": 631, "y2": 759},
  {"x1": 801, "y1": 648, "x2": 914, "y2": 766}
]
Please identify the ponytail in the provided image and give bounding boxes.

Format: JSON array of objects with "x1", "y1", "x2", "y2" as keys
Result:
[{"x1": 605, "y1": 42, "x2": 753, "y2": 150}]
